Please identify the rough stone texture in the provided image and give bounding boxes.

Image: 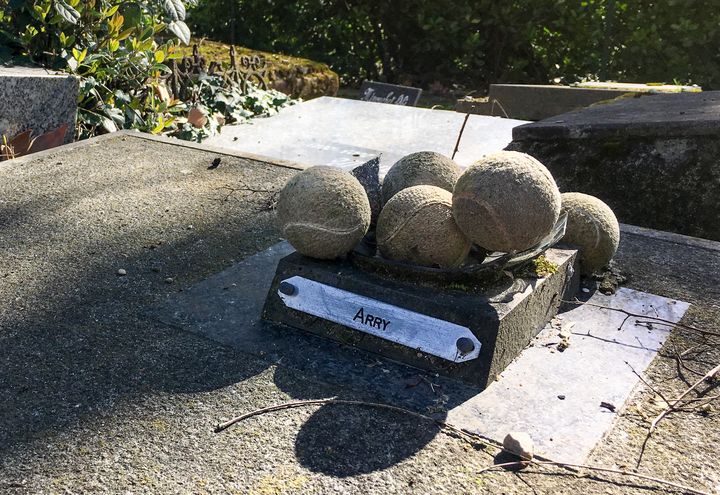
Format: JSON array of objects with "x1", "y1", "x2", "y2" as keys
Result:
[
  {"x1": 381, "y1": 151, "x2": 462, "y2": 205},
  {"x1": 0, "y1": 66, "x2": 78, "y2": 144},
  {"x1": 1, "y1": 132, "x2": 719, "y2": 494},
  {"x1": 376, "y1": 185, "x2": 470, "y2": 268},
  {"x1": 561, "y1": 192, "x2": 620, "y2": 275},
  {"x1": 277, "y1": 166, "x2": 371, "y2": 259},
  {"x1": 508, "y1": 92, "x2": 720, "y2": 241},
  {"x1": 452, "y1": 151, "x2": 561, "y2": 253},
  {"x1": 503, "y1": 432, "x2": 534, "y2": 460}
]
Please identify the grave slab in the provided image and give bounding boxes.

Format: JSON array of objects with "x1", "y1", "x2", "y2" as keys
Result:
[
  {"x1": 204, "y1": 96, "x2": 527, "y2": 174},
  {"x1": 152, "y1": 240, "x2": 689, "y2": 463},
  {"x1": 508, "y1": 91, "x2": 720, "y2": 241},
  {"x1": 0, "y1": 132, "x2": 717, "y2": 493}
]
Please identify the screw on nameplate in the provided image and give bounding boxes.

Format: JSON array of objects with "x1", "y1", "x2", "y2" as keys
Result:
[
  {"x1": 279, "y1": 281, "x2": 297, "y2": 296},
  {"x1": 456, "y1": 337, "x2": 475, "y2": 355}
]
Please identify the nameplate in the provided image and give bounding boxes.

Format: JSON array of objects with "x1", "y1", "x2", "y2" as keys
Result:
[
  {"x1": 277, "y1": 276, "x2": 480, "y2": 362},
  {"x1": 359, "y1": 81, "x2": 422, "y2": 106}
]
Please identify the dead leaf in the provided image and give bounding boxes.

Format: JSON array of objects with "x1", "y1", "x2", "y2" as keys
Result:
[{"x1": 187, "y1": 107, "x2": 207, "y2": 128}]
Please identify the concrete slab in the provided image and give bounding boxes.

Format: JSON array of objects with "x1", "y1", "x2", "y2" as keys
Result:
[
  {"x1": 153, "y1": 240, "x2": 689, "y2": 463},
  {"x1": 203, "y1": 96, "x2": 526, "y2": 174}
]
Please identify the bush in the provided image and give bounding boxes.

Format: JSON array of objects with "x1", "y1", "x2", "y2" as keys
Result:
[
  {"x1": 188, "y1": 0, "x2": 720, "y2": 90},
  {"x1": 0, "y1": 0, "x2": 293, "y2": 142}
]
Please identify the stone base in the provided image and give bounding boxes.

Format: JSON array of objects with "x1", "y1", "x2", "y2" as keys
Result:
[{"x1": 262, "y1": 248, "x2": 579, "y2": 388}]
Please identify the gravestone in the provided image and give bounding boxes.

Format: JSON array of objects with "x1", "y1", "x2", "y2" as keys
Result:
[
  {"x1": 0, "y1": 66, "x2": 78, "y2": 145},
  {"x1": 508, "y1": 91, "x2": 720, "y2": 241}
]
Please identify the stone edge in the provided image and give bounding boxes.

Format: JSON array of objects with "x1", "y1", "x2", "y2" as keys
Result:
[
  {"x1": 620, "y1": 223, "x2": 720, "y2": 253},
  {"x1": 0, "y1": 130, "x2": 306, "y2": 172}
]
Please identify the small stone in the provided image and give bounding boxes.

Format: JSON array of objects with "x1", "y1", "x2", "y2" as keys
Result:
[
  {"x1": 117, "y1": 269, "x2": 127, "y2": 276},
  {"x1": 558, "y1": 329, "x2": 572, "y2": 340},
  {"x1": 699, "y1": 403, "x2": 714, "y2": 414},
  {"x1": 164, "y1": 277, "x2": 174, "y2": 284},
  {"x1": 503, "y1": 431, "x2": 534, "y2": 460},
  {"x1": 558, "y1": 395, "x2": 566, "y2": 400},
  {"x1": 582, "y1": 287, "x2": 590, "y2": 293}
]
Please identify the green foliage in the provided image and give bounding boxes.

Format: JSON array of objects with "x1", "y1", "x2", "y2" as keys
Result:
[
  {"x1": 188, "y1": 0, "x2": 720, "y2": 90},
  {"x1": 0, "y1": 0, "x2": 293, "y2": 141}
]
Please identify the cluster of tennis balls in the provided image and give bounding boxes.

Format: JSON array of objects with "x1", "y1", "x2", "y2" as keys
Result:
[{"x1": 277, "y1": 151, "x2": 620, "y2": 275}]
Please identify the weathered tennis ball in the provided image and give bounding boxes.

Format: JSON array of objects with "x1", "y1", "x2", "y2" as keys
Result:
[
  {"x1": 376, "y1": 185, "x2": 471, "y2": 268},
  {"x1": 277, "y1": 166, "x2": 371, "y2": 259},
  {"x1": 561, "y1": 192, "x2": 620, "y2": 275},
  {"x1": 381, "y1": 151, "x2": 462, "y2": 204},
  {"x1": 452, "y1": 151, "x2": 561, "y2": 253}
]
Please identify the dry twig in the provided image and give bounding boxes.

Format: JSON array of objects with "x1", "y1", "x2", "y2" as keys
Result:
[
  {"x1": 216, "y1": 398, "x2": 712, "y2": 495},
  {"x1": 478, "y1": 461, "x2": 711, "y2": 495},
  {"x1": 561, "y1": 300, "x2": 720, "y2": 338}
]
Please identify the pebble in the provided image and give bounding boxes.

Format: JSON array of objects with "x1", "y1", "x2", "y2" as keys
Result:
[
  {"x1": 582, "y1": 287, "x2": 590, "y2": 293},
  {"x1": 503, "y1": 431, "x2": 534, "y2": 460},
  {"x1": 558, "y1": 395, "x2": 566, "y2": 400},
  {"x1": 164, "y1": 277, "x2": 174, "y2": 284},
  {"x1": 117, "y1": 269, "x2": 127, "y2": 276}
]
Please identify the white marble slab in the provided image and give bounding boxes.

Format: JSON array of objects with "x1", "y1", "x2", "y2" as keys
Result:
[
  {"x1": 446, "y1": 287, "x2": 690, "y2": 463},
  {"x1": 204, "y1": 97, "x2": 527, "y2": 174}
]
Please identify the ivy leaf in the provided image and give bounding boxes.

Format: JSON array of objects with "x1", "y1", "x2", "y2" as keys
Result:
[
  {"x1": 54, "y1": 0, "x2": 81, "y2": 24},
  {"x1": 164, "y1": 0, "x2": 186, "y2": 21},
  {"x1": 167, "y1": 20, "x2": 190, "y2": 45}
]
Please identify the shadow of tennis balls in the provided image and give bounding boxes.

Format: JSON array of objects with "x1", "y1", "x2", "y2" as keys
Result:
[
  {"x1": 377, "y1": 185, "x2": 471, "y2": 268},
  {"x1": 452, "y1": 151, "x2": 561, "y2": 253},
  {"x1": 381, "y1": 151, "x2": 462, "y2": 205},
  {"x1": 277, "y1": 166, "x2": 371, "y2": 259},
  {"x1": 561, "y1": 192, "x2": 620, "y2": 275}
]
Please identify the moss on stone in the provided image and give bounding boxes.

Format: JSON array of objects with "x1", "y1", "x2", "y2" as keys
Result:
[{"x1": 175, "y1": 39, "x2": 339, "y2": 99}]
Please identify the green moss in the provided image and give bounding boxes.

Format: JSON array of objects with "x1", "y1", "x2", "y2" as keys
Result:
[
  {"x1": 531, "y1": 255, "x2": 559, "y2": 278},
  {"x1": 176, "y1": 38, "x2": 333, "y2": 75}
]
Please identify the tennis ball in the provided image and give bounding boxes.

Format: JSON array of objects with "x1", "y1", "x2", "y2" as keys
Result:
[
  {"x1": 452, "y1": 151, "x2": 561, "y2": 253},
  {"x1": 381, "y1": 151, "x2": 462, "y2": 204},
  {"x1": 376, "y1": 185, "x2": 471, "y2": 268},
  {"x1": 561, "y1": 192, "x2": 620, "y2": 275},
  {"x1": 277, "y1": 166, "x2": 371, "y2": 259}
]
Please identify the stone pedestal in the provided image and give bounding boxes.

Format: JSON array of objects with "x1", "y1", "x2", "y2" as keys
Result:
[{"x1": 263, "y1": 248, "x2": 579, "y2": 388}]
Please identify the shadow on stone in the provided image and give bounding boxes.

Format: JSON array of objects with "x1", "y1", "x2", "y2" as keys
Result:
[{"x1": 294, "y1": 402, "x2": 440, "y2": 477}]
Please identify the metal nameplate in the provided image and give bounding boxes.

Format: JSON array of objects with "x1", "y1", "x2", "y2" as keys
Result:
[{"x1": 277, "y1": 276, "x2": 481, "y2": 363}]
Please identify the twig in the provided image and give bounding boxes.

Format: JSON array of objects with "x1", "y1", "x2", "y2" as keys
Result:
[
  {"x1": 625, "y1": 361, "x2": 671, "y2": 406},
  {"x1": 637, "y1": 362, "x2": 720, "y2": 469},
  {"x1": 561, "y1": 300, "x2": 720, "y2": 338},
  {"x1": 651, "y1": 363, "x2": 720, "y2": 430},
  {"x1": 215, "y1": 397, "x2": 563, "y2": 462},
  {"x1": 478, "y1": 460, "x2": 711, "y2": 495},
  {"x1": 451, "y1": 113, "x2": 470, "y2": 160},
  {"x1": 216, "y1": 398, "x2": 714, "y2": 494}
]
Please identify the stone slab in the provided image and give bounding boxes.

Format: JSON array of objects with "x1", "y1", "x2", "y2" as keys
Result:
[
  {"x1": 507, "y1": 92, "x2": 720, "y2": 241},
  {"x1": 458, "y1": 84, "x2": 702, "y2": 121},
  {"x1": 204, "y1": 96, "x2": 527, "y2": 174},
  {"x1": 512, "y1": 90, "x2": 720, "y2": 140},
  {"x1": 0, "y1": 66, "x2": 78, "y2": 144},
  {"x1": 261, "y1": 248, "x2": 578, "y2": 388},
  {"x1": 152, "y1": 240, "x2": 689, "y2": 463}
]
